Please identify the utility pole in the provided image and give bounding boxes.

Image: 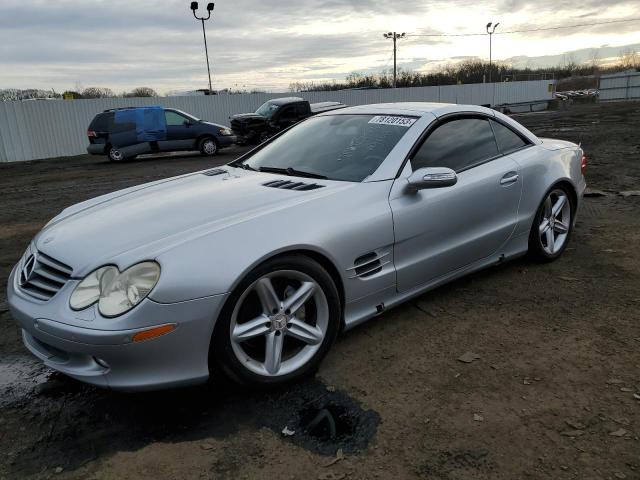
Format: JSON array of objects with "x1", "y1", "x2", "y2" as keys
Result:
[
  {"x1": 190, "y1": 2, "x2": 215, "y2": 94},
  {"x1": 486, "y1": 22, "x2": 499, "y2": 83},
  {"x1": 383, "y1": 32, "x2": 405, "y2": 88}
]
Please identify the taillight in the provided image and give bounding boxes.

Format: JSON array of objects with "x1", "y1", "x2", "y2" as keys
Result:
[
  {"x1": 581, "y1": 154, "x2": 587, "y2": 176},
  {"x1": 87, "y1": 130, "x2": 97, "y2": 137}
]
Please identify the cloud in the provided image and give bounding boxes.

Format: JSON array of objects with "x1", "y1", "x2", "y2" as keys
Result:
[{"x1": 0, "y1": 0, "x2": 638, "y2": 92}]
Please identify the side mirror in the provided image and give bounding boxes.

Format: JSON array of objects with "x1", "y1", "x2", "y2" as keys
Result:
[
  {"x1": 183, "y1": 120, "x2": 192, "y2": 127},
  {"x1": 407, "y1": 167, "x2": 457, "y2": 191}
]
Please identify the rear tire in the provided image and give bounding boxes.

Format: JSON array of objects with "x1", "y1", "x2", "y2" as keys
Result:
[
  {"x1": 528, "y1": 185, "x2": 574, "y2": 262},
  {"x1": 210, "y1": 255, "x2": 341, "y2": 387},
  {"x1": 107, "y1": 146, "x2": 125, "y2": 162},
  {"x1": 199, "y1": 137, "x2": 218, "y2": 156}
]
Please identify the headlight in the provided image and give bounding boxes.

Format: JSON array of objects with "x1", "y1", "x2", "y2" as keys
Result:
[
  {"x1": 219, "y1": 127, "x2": 232, "y2": 136},
  {"x1": 70, "y1": 261, "x2": 160, "y2": 317}
]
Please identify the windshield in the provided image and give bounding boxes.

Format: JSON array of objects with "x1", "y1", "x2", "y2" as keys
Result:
[
  {"x1": 240, "y1": 114, "x2": 416, "y2": 182},
  {"x1": 255, "y1": 101, "x2": 281, "y2": 119}
]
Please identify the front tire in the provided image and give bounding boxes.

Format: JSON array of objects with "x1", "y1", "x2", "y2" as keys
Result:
[
  {"x1": 528, "y1": 185, "x2": 574, "y2": 262},
  {"x1": 211, "y1": 255, "x2": 341, "y2": 387},
  {"x1": 199, "y1": 137, "x2": 218, "y2": 156}
]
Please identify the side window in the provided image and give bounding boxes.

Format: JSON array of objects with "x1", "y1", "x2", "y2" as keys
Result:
[
  {"x1": 490, "y1": 120, "x2": 528, "y2": 154},
  {"x1": 411, "y1": 117, "x2": 499, "y2": 172},
  {"x1": 165, "y1": 111, "x2": 187, "y2": 126},
  {"x1": 279, "y1": 106, "x2": 297, "y2": 120},
  {"x1": 296, "y1": 103, "x2": 310, "y2": 116}
]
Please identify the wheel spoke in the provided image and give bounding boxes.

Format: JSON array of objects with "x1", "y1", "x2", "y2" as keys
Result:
[
  {"x1": 553, "y1": 221, "x2": 569, "y2": 234},
  {"x1": 539, "y1": 218, "x2": 550, "y2": 234},
  {"x1": 264, "y1": 331, "x2": 284, "y2": 374},
  {"x1": 545, "y1": 228, "x2": 555, "y2": 253},
  {"x1": 232, "y1": 315, "x2": 270, "y2": 342},
  {"x1": 551, "y1": 195, "x2": 567, "y2": 218},
  {"x1": 283, "y1": 281, "x2": 316, "y2": 315},
  {"x1": 544, "y1": 196, "x2": 553, "y2": 217},
  {"x1": 286, "y1": 318, "x2": 323, "y2": 345},
  {"x1": 255, "y1": 277, "x2": 280, "y2": 314}
]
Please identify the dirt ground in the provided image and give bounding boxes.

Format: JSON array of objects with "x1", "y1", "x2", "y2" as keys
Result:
[{"x1": 0, "y1": 102, "x2": 639, "y2": 480}]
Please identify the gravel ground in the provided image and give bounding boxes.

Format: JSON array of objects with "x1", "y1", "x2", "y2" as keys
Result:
[{"x1": 0, "y1": 102, "x2": 639, "y2": 480}]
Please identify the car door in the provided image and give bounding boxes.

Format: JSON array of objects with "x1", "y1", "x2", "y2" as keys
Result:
[
  {"x1": 390, "y1": 115, "x2": 523, "y2": 292},
  {"x1": 274, "y1": 105, "x2": 298, "y2": 130},
  {"x1": 160, "y1": 110, "x2": 196, "y2": 151}
]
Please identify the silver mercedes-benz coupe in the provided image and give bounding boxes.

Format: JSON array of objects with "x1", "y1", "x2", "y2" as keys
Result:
[{"x1": 7, "y1": 103, "x2": 586, "y2": 390}]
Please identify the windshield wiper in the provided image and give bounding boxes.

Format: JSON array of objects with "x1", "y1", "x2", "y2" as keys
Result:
[
  {"x1": 258, "y1": 166, "x2": 328, "y2": 180},
  {"x1": 235, "y1": 163, "x2": 257, "y2": 171}
]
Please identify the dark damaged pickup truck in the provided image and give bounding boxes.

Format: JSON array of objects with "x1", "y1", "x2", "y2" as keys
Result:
[{"x1": 230, "y1": 97, "x2": 347, "y2": 144}]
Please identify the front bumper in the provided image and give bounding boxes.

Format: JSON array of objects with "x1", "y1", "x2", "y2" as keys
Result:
[
  {"x1": 216, "y1": 135, "x2": 237, "y2": 147},
  {"x1": 7, "y1": 266, "x2": 228, "y2": 391}
]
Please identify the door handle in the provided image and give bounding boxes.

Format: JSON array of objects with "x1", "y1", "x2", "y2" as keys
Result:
[{"x1": 500, "y1": 172, "x2": 519, "y2": 185}]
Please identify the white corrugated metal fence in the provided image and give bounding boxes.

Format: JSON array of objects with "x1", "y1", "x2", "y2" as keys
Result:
[
  {"x1": 599, "y1": 71, "x2": 640, "y2": 102},
  {"x1": 0, "y1": 80, "x2": 555, "y2": 162}
]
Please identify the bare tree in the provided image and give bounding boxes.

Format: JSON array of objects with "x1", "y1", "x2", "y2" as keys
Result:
[
  {"x1": 589, "y1": 49, "x2": 600, "y2": 70},
  {"x1": 619, "y1": 48, "x2": 639, "y2": 69},
  {"x1": 125, "y1": 87, "x2": 158, "y2": 98},
  {"x1": 81, "y1": 87, "x2": 115, "y2": 99}
]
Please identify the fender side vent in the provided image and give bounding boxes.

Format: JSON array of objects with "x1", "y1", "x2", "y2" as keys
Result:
[
  {"x1": 348, "y1": 251, "x2": 391, "y2": 279},
  {"x1": 263, "y1": 180, "x2": 324, "y2": 191},
  {"x1": 202, "y1": 168, "x2": 227, "y2": 176}
]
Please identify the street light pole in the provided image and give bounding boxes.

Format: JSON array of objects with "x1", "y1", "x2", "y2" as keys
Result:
[
  {"x1": 383, "y1": 32, "x2": 406, "y2": 88},
  {"x1": 190, "y1": 2, "x2": 215, "y2": 94},
  {"x1": 486, "y1": 22, "x2": 499, "y2": 83}
]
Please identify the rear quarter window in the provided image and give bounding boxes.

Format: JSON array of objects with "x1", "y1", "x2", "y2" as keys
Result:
[{"x1": 490, "y1": 120, "x2": 529, "y2": 154}]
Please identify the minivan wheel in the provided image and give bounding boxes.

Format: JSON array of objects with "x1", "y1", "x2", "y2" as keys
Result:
[
  {"x1": 199, "y1": 137, "x2": 218, "y2": 156},
  {"x1": 211, "y1": 255, "x2": 341, "y2": 387},
  {"x1": 108, "y1": 147, "x2": 124, "y2": 162}
]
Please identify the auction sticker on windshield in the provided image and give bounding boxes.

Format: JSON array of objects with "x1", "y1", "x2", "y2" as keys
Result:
[{"x1": 368, "y1": 116, "x2": 416, "y2": 127}]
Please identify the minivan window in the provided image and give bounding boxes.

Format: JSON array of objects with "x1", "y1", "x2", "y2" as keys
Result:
[
  {"x1": 490, "y1": 119, "x2": 528, "y2": 154},
  {"x1": 165, "y1": 111, "x2": 188, "y2": 126},
  {"x1": 89, "y1": 113, "x2": 112, "y2": 132},
  {"x1": 411, "y1": 117, "x2": 499, "y2": 172}
]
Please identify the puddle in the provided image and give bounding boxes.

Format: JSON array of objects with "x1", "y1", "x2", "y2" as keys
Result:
[
  {"x1": 261, "y1": 382, "x2": 380, "y2": 456},
  {"x1": 2, "y1": 376, "x2": 379, "y2": 477}
]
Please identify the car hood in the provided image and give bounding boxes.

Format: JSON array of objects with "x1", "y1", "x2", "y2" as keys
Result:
[
  {"x1": 230, "y1": 113, "x2": 266, "y2": 122},
  {"x1": 34, "y1": 168, "x2": 351, "y2": 276},
  {"x1": 199, "y1": 120, "x2": 227, "y2": 129}
]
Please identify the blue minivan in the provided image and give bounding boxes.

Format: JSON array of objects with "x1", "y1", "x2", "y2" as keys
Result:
[{"x1": 87, "y1": 106, "x2": 236, "y2": 161}]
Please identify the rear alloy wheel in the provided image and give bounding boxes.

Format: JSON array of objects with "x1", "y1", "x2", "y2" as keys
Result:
[
  {"x1": 212, "y1": 256, "x2": 340, "y2": 386},
  {"x1": 529, "y1": 186, "x2": 574, "y2": 261},
  {"x1": 108, "y1": 147, "x2": 124, "y2": 162},
  {"x1": 200, "y1": 137, "x2": 218, "y2": 156}
]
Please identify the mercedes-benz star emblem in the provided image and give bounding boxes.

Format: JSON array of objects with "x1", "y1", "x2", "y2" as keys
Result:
[{"x1": 19, "y1": 253, "x2": 37, "y2": 287}]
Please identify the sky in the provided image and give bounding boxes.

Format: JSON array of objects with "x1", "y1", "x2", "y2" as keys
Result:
[{"x1": 0, "y1": 0, "x2": 638, "y2": 93}]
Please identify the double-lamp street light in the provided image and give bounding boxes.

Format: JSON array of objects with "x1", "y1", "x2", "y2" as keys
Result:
[{"x1": 190, "y1": 2, "x2": 215, "y2": 94}]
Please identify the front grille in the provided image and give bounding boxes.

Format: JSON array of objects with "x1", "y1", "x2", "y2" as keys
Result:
[{"x1": 18, "y1": 250, "x2": 73, "y2": 301}]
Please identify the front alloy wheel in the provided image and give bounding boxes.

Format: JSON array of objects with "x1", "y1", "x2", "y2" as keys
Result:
[{"x1": 212, "y1": 256, "x2": 340, "y2": 386}]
